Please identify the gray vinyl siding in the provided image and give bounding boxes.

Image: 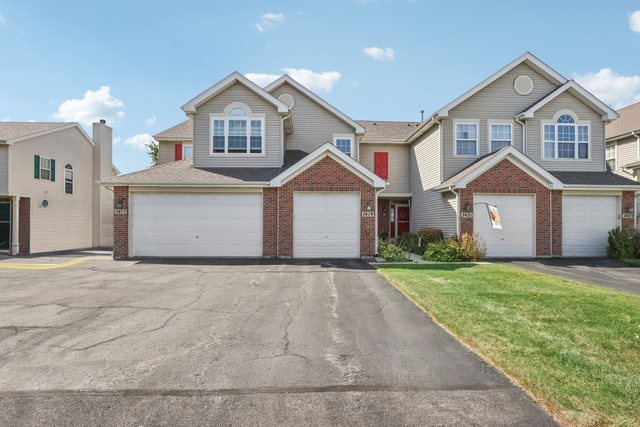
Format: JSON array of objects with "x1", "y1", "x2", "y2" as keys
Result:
[
  {"x1": 359, "y1": 143, "x2": 409, "y2": 194},
  {"x1": 193, "y1": 82, "x2": 281, "y2": 168},
  {"x1": 158, "y1": 140, "x2": 192, "y2": 165},
  {"x1": 527, "y1": 92, "x2": 605, "y2": 172},
  {"x1": 269, "y1": 82, "x2": 358, "y2": 158},
  {"x1": 0, "y1": 146, "x2": 8, "y2": 193},
  {"x1": 409, "y1": 125, "x2": 457, "y2": 236},
  {"x1": 442, "y1": 63, "x2": 559, "y2": 180},
  {"x1": 610, "y1": 135, "x2": 639, "y2": 178}
]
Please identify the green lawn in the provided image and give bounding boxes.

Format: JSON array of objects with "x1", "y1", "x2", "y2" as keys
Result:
[
  {"x1": 377, "y1": 263, "x2": 640, "y2": 426},
  {"x1": 622, "y1": 258, "x2": 640, "y2": 267}
]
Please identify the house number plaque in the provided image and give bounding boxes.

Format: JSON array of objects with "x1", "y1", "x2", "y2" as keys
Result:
[{"x1": 114, "y1": 209, "x2": 128, "y2": 215}]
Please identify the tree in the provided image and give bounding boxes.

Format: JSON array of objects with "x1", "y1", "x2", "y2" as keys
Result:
[{"x1": 146, "y1": 140, "x2": 159, "y2": 167}]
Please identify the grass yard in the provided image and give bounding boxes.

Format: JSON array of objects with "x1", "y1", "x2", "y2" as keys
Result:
[
  {"x1": 377, "y1": 263, "x2": 640, "y2": 426},
  {"x1": 622, "y1": 258, "x2": 640, "y2": 268}
]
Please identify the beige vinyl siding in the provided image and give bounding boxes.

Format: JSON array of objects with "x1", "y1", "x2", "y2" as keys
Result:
[
  {"x1": 193, "y1": 82, "x2": 281, "y2": 168},
  {"x1": 442, "y1": 63, "x2": 559, "y2": 180},
  {"x1": 408, "y1": 125, "x2": 457, "y2": 236},
  {"x1": 527, "y1": 91, "x2": 605, "y2": 171},
  {"x1": 8, "y1": 127, "x2": 93, "y2": 253},
  {"x1": 611, "y1": 135, "x2": 639, "y2": 178},
  {"x1": 270, "y1": 82, "x2": 358, "y2": 158},
  {"x1": 159, "y1": 140, "x2": 192, "y2": 165},
  {"x1": 0, "y1": 145, "x2": 8, "y2": 193},
  {"x1": 359, "y1": 143, "x2": 409, "y2": 194}
]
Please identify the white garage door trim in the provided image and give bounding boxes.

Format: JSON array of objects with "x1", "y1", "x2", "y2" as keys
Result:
[
  {"x1": 293, "y1": 192, "x2": 360, "y2": 258},
  {"x1": 130, "y1": 192, "x2": 263, "y2": 257},
  {"x1": 473, "y1": 193, "x2": 536, "y2": 258},
  {"x1": 562, "y1": 195, "x2": 619, "y2": 257}
]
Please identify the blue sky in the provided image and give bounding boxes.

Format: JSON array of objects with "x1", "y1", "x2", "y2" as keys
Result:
[{"x1": 1, "y1": 0, "x2": 640, "y2": 173}]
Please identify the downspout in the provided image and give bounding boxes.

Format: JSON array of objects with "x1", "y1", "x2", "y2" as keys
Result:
[
  {"x1": 280, "y1": 113, "x2": 291, "y2": 167},
  {"x1": 375, "y1": 188, "x2": 384, "y2": 256},
  {"x1": 549, "y1": 188, "x2": 553, "y2": 257},
  {"x1": 515, "y1": 116, "x2": 526, "y2": 154}
]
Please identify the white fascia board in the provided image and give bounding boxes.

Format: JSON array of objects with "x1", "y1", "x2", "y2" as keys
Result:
[
  {"x1": 182, "y1": 72, "x2": 289, "y2": 114},
  {"x1": 102, "y1": 181, "x2": 270, "y2": 188},
  {"x1": 454, "y1": 147, "x2": 564, "y2": 190},
  {"x1": 564, "y1": 184, "x2": 640, "y2": 191},
  {"x1": 265, "y1": 75, "x2": 366, "y2": 134},
  {"x1": 406, "y1": 115, "x2": 440, "y2": 143},
  {"x1": 518, "y1": 81, "x2": 619, "y2": 121},
  {"x1": 7, "y1": 123, "x2": 95, "y2": 147},
  {"x1": 436, "y1": 52, "x2": 567, "y2": 118},
  {"x1": 270, "y1": 142, "x2": 386, "y2": 188}
]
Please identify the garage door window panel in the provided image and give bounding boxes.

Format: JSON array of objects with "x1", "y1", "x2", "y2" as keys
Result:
[{"x1": 210, "y1": 105, "x2": 265, "y2": 155}]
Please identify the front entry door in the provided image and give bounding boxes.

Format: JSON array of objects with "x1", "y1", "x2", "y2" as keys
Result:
[
  {"x1": 0, "y1": 202, "x2": 10, "y2": 251},
  {"x1": 396, "y1": 206, "x2": 410, "y2": 236}
]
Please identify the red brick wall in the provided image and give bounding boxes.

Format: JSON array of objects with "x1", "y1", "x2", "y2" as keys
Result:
[
  {"x1": 263, "y1": 187, "x2": 278, "y2": 257},
  {"x1": 264, "y1": 156, "x2": 377, "y2": 257},
  {"x1": 18, "y1": 197, "x2": 30, "y2": 256},
  {"x1": 113, "y1": 186, "x2": 129, "y2": 259},
  {"x1": 622, "y1": 191, "x2": 636, "y2": 230},
  {"x1": 378, "y1": 199, "x2": 390, "y2": 237},
  {"x1": 458, "y1": 159, "x2": 560, "y2": 256}
]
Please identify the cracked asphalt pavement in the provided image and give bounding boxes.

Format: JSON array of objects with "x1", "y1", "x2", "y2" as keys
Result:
[{"x1": 0, "y1": 258, "x2": 556, "y2": 426}]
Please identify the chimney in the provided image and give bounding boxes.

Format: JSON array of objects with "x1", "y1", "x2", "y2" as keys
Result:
[{"x1": 92, "y1": 120, "x2": 114, "y2": 249}]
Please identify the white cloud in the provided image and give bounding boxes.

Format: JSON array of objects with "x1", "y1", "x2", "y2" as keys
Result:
[
  {"x1": 145, "y1": 114, "x2": 157, "y2": 126},
  {"x1": 117, "y1": 133, "x2": 154, "y2": 150},
  {"x1": 630, "y1": 10, "x2": 640, "y2": 32},
  {"x1": 256, "y1": 12, "x2": 285, "y2": 32},
  {"x1": 363, "y1": 47, "x2": 395, "y2": 61},
  {"x1": 0, "y1": 14, "x2": 6, "y2": 24},
  {"x1": 574, "y1": 68, "x2": 640, "y2": 109},
  {"x1": 52, "y1": 86, "x2": 124, "y2": 126},
  {"x1": 246, "y1": 68, "x2": 341, "y2": 92}
]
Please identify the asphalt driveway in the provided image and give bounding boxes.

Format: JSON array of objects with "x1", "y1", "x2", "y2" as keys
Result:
[
  {"x1": 0, "y1": 257, "x2": 555, "y2": 426},
  {"x1": 502, "y1": 258, "x2": 640, "y2": 295}
]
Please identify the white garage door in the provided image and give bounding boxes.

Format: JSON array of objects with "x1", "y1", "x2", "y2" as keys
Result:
[
  {"x1": 293, "y1": 193, "x2": 360, "y2": 258},
  {"x1": 130, "y1": 193, "x2": 262, "y2": 257},
  {"x1": 474, "y1": 194, "x2": 535, "y2": 258},
  {"x1": 563, "y1": 195, "x2": 618, "y2": 257}
]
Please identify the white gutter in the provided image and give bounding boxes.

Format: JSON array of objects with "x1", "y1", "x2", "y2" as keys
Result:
[{"x1": 102, "y1": 181, "x2": 270, "y2": 188}]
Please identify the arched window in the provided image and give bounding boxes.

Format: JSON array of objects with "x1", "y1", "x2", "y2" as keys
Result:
[
  {"x1": 211, "y1": 104, "x2": 264, "y2": 155},
  {"x1": 543, "y1": 112, "x2": 589, "y2": 159},
  {"x1": 64, "y1": 164, "x2": 74, "y2": 194}
]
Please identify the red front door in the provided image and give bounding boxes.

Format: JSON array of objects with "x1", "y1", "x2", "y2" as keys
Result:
[{"x1": 397, "y1": 206, "x2": 410, "y2": 236}]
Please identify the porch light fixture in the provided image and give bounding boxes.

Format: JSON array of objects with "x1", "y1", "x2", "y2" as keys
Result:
[
  {"x1": 464, "y1": 202, "x2": 470, "y2": 212},
  {"x1": 366, "y1": 202, "x2": 372, "y2": 211},
  {"x1": 627, "y1": 204, "x2": 635, "y2": 215}
]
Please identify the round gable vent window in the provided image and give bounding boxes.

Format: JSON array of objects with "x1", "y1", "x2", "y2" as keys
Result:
[
  {"x1": 514, "y1": 75, "x2": 534, "y2": 95},
  {"x1": 40, "y1": 199, "x2": 49, "y2": 208}
]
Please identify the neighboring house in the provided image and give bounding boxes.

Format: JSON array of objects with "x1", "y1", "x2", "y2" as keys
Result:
[
  {"x1": 605, "y1": 102, "x2": 640, "y2": 227},
  {"x1": 0, "y1": 121, "x2": 116, "y2": 255},
  {"x1": 105, "y1": 52, "x2": 639, "y2": 259}
]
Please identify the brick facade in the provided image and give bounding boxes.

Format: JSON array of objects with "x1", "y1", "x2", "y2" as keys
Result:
[
  {"x1": 264, "y1": 156, "x2": 377, "y2": 257},
  {"x1": 18, "y1": 197, "x2": 30, "y2": 256},
  {"x1": 622, "y1": 191, "x2": 636, "y2": 230},
  {"x1": 458, "y1": 159, "x2": 560, "y2": 256},
  {"x1": 113, "y1": 186, "x2": 129, "y2": 259},
  {"x1": 377, "y1": 198, "x2": 390, "y2": 238}
]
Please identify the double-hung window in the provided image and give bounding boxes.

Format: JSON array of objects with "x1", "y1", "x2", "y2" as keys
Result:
[
  {"x1": 40, "y1": 157, "x2": 52, "y2": 180},
  {"x1": 543, "y1": 113, "x2": 589, "y2": 160},
  {"x1": 64, "y1": 164, "x2": 74, "y2": 194},
  {"x1": 606, "y1": 144, "x2": 616, "y2": 172},
  {"x1": 489, "y1": 123, "x2": 512, "y2": 152},
  {"x1": 210, "y1": 106, "x2": 264, "y2": 155},
  {"x1": 455, "y1": 123, "x2": 478, "y2": 156},
  {"x1": 333, "y1": 134, "x2": 354, "y2": 157},
  {"x1": 183, "y1": 144, "x2": 193, "y2": 159}
]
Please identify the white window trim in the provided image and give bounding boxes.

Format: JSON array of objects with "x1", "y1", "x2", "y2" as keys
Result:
[
  {"x1": 332, "y1": 134, "x2": 355, "y2": 158},
  {"x1": 64, "y1": 164, "x2": 74, "y2": 195},
  {"x1": 182, "y1": 144, "x2": 194, "y2": 159},
  {"x1": 488, "y1": 121, "x2": 513, "y2": 153},
  {"x1": 541, "y1": 111, "x2": 591, "y2": 161},
  {"x1": 606, "y1": 143, "x2": 617, "y2": 172},
  {"x1": 209, "y1": 111, "x2": 266, "y2": 157},
  {"x1": 39, "y1": 156, "x2": 52, "y2": 180},
  {"x1": 453, "y1": 120, "x2": 479, "y2": 157}
]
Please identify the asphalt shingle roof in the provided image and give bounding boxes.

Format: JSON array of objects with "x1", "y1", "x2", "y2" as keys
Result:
[
  {"x1": 606, "y1": 101, "x2": 640, "y2": 140},
  {"x1": 153, "y1": 119, "x2": 193, "y2": 140},
  {"x1": 357, "y1": 120, "x2": 421, "y2": 142},
  {"x1": 0, "y1": 122, "x2": 73, "y2": 142},
  {"x1": 550, "y1": 171, "x2": 640, "y2": 186}
]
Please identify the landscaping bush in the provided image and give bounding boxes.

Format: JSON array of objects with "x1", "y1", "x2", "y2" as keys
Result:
[
  {"x1": 607, "y1": 228, "x2": 640, "y2": 260},
  {"x1": 417, "y1": 227, "x2": 444, "y2": 245},
  {"x1": 460, "y1": 233, "x2": 487, "y2": 261},
  {"x1": 378, "y1": 241, "x2": 406, "y2": 262},
  {"x1": 423, "y1": 238, "x2": 465, "y2": 262},
  {"x1": 397, "y1": 232, "x2": 424, "y2": 255}
]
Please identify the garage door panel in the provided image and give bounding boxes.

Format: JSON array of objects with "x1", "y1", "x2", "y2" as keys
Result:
[
  {"x1": 131, "y1": 193, "x2": 262, "y2": 257},
  {"x1": 563, "y1": 196, "x2": 618, "y2": 257}
]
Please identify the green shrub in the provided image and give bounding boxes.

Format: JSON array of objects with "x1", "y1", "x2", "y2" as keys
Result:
[
  {"x1": 460, "y1": 233, "x2": 487, "y2": 261},
  {"x1": 378, "y1": 241, "x2": 406, "y2": 262},
  {"x1": 397, "y1": 232, "x2": 424, "y2": 255},
  {"x1": 607, "y1": 228, "x2": 640, "y2": 260},
  {"x1": 423, "y1": 238, "x2": 465, "y2": 262},
  {"x1": 417, "y1": 227, "x2": 444, "y2": 245}
]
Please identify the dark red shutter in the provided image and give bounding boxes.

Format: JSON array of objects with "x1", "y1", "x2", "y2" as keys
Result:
[
  {"x1": 374, "y1": 152, "x2": 388, "y2": 179},
  {"x1": 175, "y1": 143, "x2": 183, "y2": 161}
]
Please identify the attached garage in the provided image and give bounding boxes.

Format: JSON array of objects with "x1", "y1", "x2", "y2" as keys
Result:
[
  {"x1": 293, "y1": 192, "x2": 360, "y2": 258},
  {"x1": 130, "y1": 193, "x2": 263, "y2": 257},
  {"x1": 562, "y1": 195, "x2": 619, "y2": 257},
  {"x1": 474, "y1": 194, "x2": 535, "y2": 258}
]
